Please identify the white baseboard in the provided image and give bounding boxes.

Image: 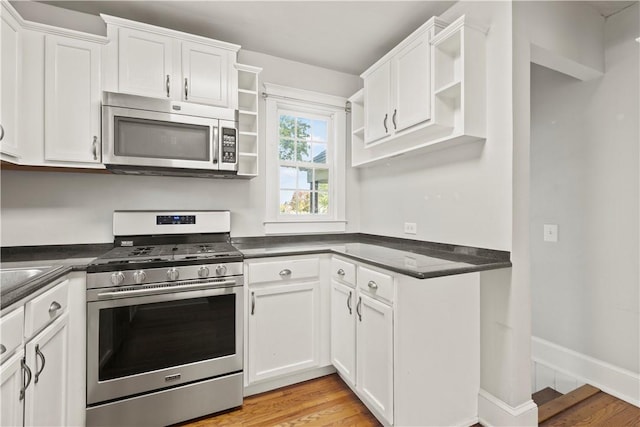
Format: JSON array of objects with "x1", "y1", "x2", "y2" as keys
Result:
[
  {"x1": 478, "y1": 389, "x2": 538, "y2": 427},
  {"x1": 532, "y1": 336, "x2": 640, "y2": 407}
]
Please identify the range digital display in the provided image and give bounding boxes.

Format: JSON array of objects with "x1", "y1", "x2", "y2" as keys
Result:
[{"x1": 156, "y1": 215, "x2": 196, "y2": 225}]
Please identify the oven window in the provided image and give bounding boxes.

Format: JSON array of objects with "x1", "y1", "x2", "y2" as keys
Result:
[
  {"x1": 98, "y1": 294, "x2": 235, "y2": 381},
  {"x1": 114, "y1": 116, "x2": 211, "y2": 161}
]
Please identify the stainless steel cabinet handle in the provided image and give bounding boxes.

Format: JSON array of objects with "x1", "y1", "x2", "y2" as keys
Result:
[
  {"x1": 392, "y1": 109, "x2": 397, "y2": 130},
  {"x1": 92, "y1": 136, "x2": 98, "y2": 160},
  {"x1": 20, "y1": 358, "x2": 32, "y2": 401},
  {"x1": 279, "y1": 269, "x2": 292, "y2": 277},
  {"x1": 383, "y1": 113, "x2": 388, "y2": 133},
  {"x1": 251, "y1": 291, "x2": 255, "y2": 315},
  {"x1": 166, "y1": 74, "x2": 170, "y2": 97},
  {"x1": 356, "y1": 296, "x2": 362, "y2": 321},
  {"x1": 347, "y1": 291, "x2": 352, "y2": 315},
  {"x1": 0, "y1": 344, "x2": 6, "y2": 355},
  {"x1": 184, "y1": 78, "x2": 189, "y2": 100},
  {"x1": 367, "y1": 280, "x2": 378, "y2": 290},
  {"x1": 34, "y1": 344, "x2": 46, "y2": 384},
  {"x1": 337, "y1": 269, "x2": 345, "y2": 277},
  {"x1": 49, "y1": 301, "x2": 62, "y2": 314},
  {"x1": 0, "y1": 124, "x2": 4, "y2": 141}
]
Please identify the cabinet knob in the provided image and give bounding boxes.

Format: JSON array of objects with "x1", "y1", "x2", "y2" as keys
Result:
[
  {"x1": 367, "y1": 280, "x2": 378, "y2": 290},
  {"x1": 337, "y1": 268, "x2": 345, "y2": 276},
  {"x1": 48, "y1": 301, "x2": 62, "y2": 314},
  {"x1": 279, "y1": 269, "x2": 292, "y2": 277}
]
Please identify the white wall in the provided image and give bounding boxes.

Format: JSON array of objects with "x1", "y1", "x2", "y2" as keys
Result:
[
  {"x1": 357, "y1": 2, "x2": 513, "y2": 252},
  {"x1": 530, "y1": 3, "x2": 639, "y2": 375},
  {"x1": 0, "y1": 4, "x2": 361, "y2": 246}
]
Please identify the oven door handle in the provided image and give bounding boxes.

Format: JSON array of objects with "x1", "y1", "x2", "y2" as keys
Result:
[{"x1": 96, "y1": 280, "x2": 238, "y2": 299}]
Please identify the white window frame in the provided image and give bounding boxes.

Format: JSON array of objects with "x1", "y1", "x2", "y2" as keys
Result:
[{"x1": 264, "y1": 83, "x2": 347, "y2": 234}]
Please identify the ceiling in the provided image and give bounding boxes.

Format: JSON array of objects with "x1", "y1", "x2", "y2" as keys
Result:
[
  {"x1": 36, "y1": 1, "x2": 638, "y2": 75},
  {"x1": 38, "y1": 1, "x2": 455, "y2": 75}
]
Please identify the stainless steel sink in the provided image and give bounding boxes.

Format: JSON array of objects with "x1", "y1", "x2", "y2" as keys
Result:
[{"x1": 0, "y1": 267, "x2": 51, "y2": 293}]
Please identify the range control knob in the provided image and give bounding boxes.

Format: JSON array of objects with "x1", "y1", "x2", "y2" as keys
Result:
[
  {"x1": 133, "y1": 270, "x2": 147, "y2": 284},
  {"x1": 215, "y1": 265, "x2": 227, "y2": 276},
  {"x1": 110, "y1": 272, "x2": 125, "y2": 286},
  {"x1": 198, "y1": 266, "x2": 210, "y2": 278},
  {"x1": 167, "y1": 268, "x2": 179, "y2": 281}
]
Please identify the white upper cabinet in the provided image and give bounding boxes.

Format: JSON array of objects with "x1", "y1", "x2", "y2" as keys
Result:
[
  {"x1": 393, "y1": 33, "x2": 431, "y2": 132},
  {"x1": 118, "y1": 27, "x2": 173, "y2": 99},
  {"x1": 352, "y1": 15, "x2": 487, "y2": 167},
  {"x1": 1, "y1": 1, "x2": 21, "y2": 160},
  {"x1": 363, "y1": 60, "x2": 391, "y2": 144},
  {"x1": 45, "y1": 35, "x2": 101, "y2": 163},
  {"x1": 362, "y1": 18, "x2": 446, "y2": 146},
  {"x1": 181, "y1": 41, "x2": 229, "y2": 106},
  {"x1": 104, "y1": 15, "x2": 240, "y2": 108}
]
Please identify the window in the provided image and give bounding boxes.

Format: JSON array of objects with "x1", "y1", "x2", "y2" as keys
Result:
[{"x1": 265, "y1": 84, "x2": 347, "y2": 234}]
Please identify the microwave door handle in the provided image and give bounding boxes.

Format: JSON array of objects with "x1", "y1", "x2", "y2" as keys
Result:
[{"x1": 212, "y1": 126, "x2": 219, "y2": 165}]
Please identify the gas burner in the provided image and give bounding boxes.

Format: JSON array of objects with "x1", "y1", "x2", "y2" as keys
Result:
[{"x1": 130, "y1": 246, "x2": 154, "y2": 256}]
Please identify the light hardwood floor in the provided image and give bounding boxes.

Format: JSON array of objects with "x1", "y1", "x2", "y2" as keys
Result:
[{"x1": 179, "y1": 374, "x2": 380, "y2": 426}]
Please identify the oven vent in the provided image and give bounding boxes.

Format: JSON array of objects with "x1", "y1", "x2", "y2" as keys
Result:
[{"x1": 111, "y1": 278, "x2": 237, "y2": 294}]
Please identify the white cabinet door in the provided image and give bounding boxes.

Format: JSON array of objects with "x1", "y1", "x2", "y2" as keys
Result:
[
  {"x1": 118, "y1": 27, "x2": 173, "y2": 98},
  {"x1": 394, "y1": 33, "x2": 431, "y2": 132},
  {"x1": 330, "y1": 280, "x2": 356, "y2": 386},
  {"x1": 44, "y1": 35, "x2": 101, "y2": 163},
  {"x1": 356, "y1": 293, "x2": 393, "y2": 424},
  {"x1": 182, "y1": 41, "x2": 229, "y2": 107},
  {"x1": 0, "y1": 5, "x2": 20, "y2": 158},
  {"x1": 248, "y1": 282, "x2": 320, "y2": 384},
  {"x1": 363, "y1": 60, "x2": 391, "y2": 144},
  {"x1": 0, "y1": 352, "x2": 24, "y2": 427},
  {"x1": 24, "y1": 314, "x2": 69, "y2": 427}
]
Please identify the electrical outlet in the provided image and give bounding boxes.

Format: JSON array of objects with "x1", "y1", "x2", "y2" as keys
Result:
[
  {"x1": 404, "y1": 222, "x2": 417, "y2": 234},
  {"x1": 543, "y1": 224, "x2": 558, "y2": 242}
]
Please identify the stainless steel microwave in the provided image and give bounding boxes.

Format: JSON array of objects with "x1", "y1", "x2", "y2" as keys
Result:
[{"x1": 102, "y1": 91, "x2": 238, "y2": 178}]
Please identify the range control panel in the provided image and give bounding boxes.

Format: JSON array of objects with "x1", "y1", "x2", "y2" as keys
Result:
[{"x1": 221, "y1": 128, "x2": 237, "y2": 164}]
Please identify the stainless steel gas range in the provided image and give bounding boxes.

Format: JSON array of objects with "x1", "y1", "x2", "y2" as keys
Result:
[{"x1": 85, "y1": 211, "x2": 243, "y2": 426}]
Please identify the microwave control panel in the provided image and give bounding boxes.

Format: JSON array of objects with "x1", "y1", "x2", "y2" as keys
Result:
[{"x1": 221, "y1": 128, "x2": 237, "y2": 164}]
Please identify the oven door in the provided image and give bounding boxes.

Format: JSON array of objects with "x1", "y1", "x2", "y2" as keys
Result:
[
  {"x1": 102, "y1": 105, "x2": 218, "y2": 170},
  {"x1": 87, "y1": 280, "x2": 243, "y2": 405}
]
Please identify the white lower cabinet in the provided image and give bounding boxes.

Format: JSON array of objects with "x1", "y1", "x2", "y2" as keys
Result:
[
  {"x1": 0, "y1": 274, "x2": 83, "y2": 427},
  {"x1": 24, "y1": 313, "x2": 69, "y2": 427},
  {"x1": 248, "y1": 254, "x2": 480, "y2": 426},
  {"x1": 0, "y1": 352, "x2": 24, "y2": 427},
  {"x1": 330, "y1": 280, "x2": 356, "y2": 385},
  {"x1": 355, "y1": 292, "x2": 393, "y2": 424},
  {"x1": 245, "y1": 255, "x2": 330, "y2": 391},
  {"x1": 248, "y1": 281, "x2": 320, "y2": 383}
]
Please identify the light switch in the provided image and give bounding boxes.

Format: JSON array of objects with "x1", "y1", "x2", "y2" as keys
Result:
[{"x1": 543, "y1": 224, "x2": 558, "y2": 242}]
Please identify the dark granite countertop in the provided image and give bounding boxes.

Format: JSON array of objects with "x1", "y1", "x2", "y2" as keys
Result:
[
  {"x1": 0, "y1": 234, "x2": 511, "y2": 309},
  {"x1": 233, "y1": 233, "x2": 511, "y2": 279}
]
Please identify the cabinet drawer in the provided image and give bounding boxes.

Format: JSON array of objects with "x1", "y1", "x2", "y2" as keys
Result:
[
  {"x1": 248, "y1": 258, "x2": 319, "y2": 285},
  {"x1": 357, "y1": 266, "x2": 394, "y2": 303},
  {"x1": 25, "y1": 279, "x2": 69, "y2": 338},
  {"x1": 331, "y1": 257, "x2": 356, "y2": 286},
  {"x1": 0, "y1": 306, "x2": 24, "y2": 359}
]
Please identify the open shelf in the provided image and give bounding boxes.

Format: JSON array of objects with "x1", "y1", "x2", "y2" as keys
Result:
[{"x1": 235, "y1": 63, "x2": 262, "y2": 177}]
